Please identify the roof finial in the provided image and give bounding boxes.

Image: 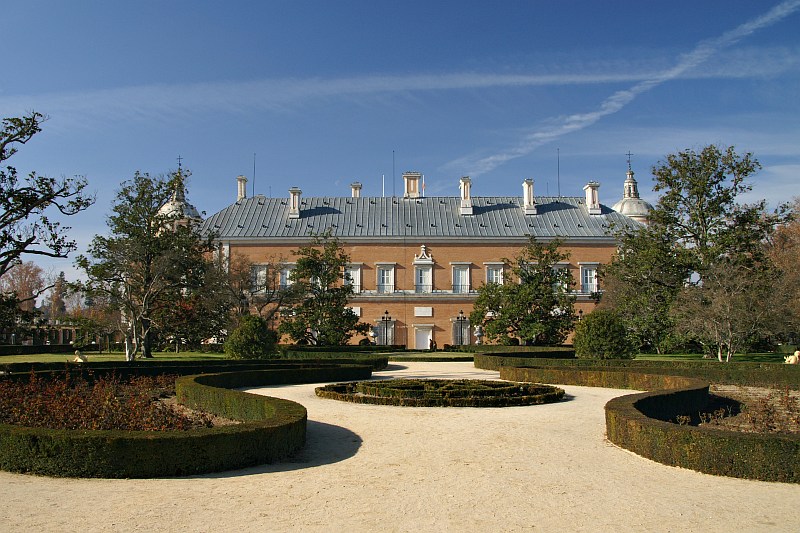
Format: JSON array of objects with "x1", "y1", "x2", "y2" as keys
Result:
[{"x1": 625, "y1": 151, "x2": 633, "y2": 173}]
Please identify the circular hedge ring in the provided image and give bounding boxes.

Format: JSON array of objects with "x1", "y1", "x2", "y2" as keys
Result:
[{"x1": 315, "y1": 379, "x2": 565, "y2": 407}]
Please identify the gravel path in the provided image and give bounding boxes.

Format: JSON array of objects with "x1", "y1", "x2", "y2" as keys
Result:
[{"x1": 1, "y1": 362, "x2": 799, "y2": 532}]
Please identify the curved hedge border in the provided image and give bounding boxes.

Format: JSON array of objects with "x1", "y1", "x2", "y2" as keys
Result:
[
  {"x1": 0, "y1": 364, "x2": 372, "y2": 478},
  {"x1": 475, "y1": 353, "x2": 800, "y2": 388},
  {"x1": 502, "y1": 365, "x2": 800, "y2": 483},
  {"x1": 316, "y1": 378, "x2": 565, "y2": 407}
]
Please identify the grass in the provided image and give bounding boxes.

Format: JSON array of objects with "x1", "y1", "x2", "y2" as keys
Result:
[
  {"x1": 0, "y1": 350, "x2": 228, "y2": 364},
  {"x1": 635, "y1": 352, "x2": 786, "y2": 363}
]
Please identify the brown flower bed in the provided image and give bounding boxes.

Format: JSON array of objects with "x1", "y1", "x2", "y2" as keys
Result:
[
  {"x1": 0, "y1": 372, "x2": 214, "y2": 431},
  {"x1": 689, "y1": 385, "x2": 800, "y2": 434}
]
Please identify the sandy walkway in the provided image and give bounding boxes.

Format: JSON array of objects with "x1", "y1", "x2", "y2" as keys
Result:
[{"x1": 1, "y1": 361, "x2": 799, "y2": 532}]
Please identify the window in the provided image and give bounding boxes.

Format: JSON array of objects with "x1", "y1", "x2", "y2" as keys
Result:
[
  {"x1": 374, "y1": 318, "x2": 395, "y2": 345},
  {"x1": 345, "y1": 264, "x2": 362, "y2": 293},
  {"x1": 377, "y1": 264, "x2": 395, "y2": 293},
  {"x1": 415, "y1": 266, "x2": 432, "y2": 293},
  {"x1": 552, "y1": 264, "x2": 570, "y2": 292},
  {"x1": 452, "y1": 264, "x2": 470, "y2": 293},
  {"x1": 485, "y1": 263, "x2": 504, "y2": 284},
  {"x1": 279, "y1": 265, "x2": 295, "y2": 289},
  {"x1": 451, "y1": 313, "x2": 471, "y2": 345},
  {"x1": 250, "y1": 264, "x2": 269, "y2": 294},
  {"x1": 580, "y1": 264, "x2": 598, "y2": 293}
]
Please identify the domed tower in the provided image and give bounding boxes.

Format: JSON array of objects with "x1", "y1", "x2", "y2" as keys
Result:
[
  {"x1": 612, "y1": 161, "x2": 652, "y2": 224},
  {"x1": 158, "y1": 162, "x2": 202, "y2": 229}
]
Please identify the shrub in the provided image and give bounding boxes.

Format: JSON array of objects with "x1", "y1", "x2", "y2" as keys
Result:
[
  {"x1": 574, "y1": 309, "x2": 636, "y2": 359},
  {"x1": 224, "y1": 315, "x2": 278, "y2": 360}
]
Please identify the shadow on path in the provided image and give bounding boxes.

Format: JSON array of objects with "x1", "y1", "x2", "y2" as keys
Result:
[{"x1": 196, "y1": 420, "x2": 362, "y2": 478}]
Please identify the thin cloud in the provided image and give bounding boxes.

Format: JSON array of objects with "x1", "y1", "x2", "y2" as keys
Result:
[
  {"x1": 451, "y1": 0, "x2": 800, "y2": 177},
  {"x1": 0, "y1": 43, "x2": 796, "y2": 131}
]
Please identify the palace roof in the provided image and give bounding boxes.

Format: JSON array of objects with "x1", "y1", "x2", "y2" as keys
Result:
[{"x1": 202, "y1": 195, "x2": 640, "y2": 242}]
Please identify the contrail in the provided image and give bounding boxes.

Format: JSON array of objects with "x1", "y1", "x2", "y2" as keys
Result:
[{"x1": 457, "y1": 0, "x2": 800, "y2": 177}]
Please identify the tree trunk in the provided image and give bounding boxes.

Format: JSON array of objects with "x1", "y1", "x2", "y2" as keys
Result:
[{"x1": 141, "y1": 318, "x2": 153, "y2": 358}]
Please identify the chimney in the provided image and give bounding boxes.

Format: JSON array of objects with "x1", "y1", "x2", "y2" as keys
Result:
[
  {"x1": 237, "y1": 175, "x2": 248, "y2": 201},
  {"x1": 459, "y1": 176, "x2": 473, "y2": 215},
  {"x1": 583, "y1": 181, "x2": 601, "y2": 215},
  {"x1": 403, "y1": 171, "x2": 421, "y2": 199},
  {"x1": 288, "y1": 187, "x2": 302, "y2": 219},
  {"x1": 522, "y1": 178, "x2": 537, "y2": 215},
  {"x1": 351, "y1": 182, "x2": 362, "y2": 198}
]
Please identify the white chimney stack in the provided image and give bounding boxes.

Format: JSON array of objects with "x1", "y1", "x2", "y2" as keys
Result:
[
  {"x1": 237, "y1": 175, "x2": 248, "y2": 201},
  {"x1": 288, "y1": 187, "x2": 302, "y2": 219},
  {"x1": 522, "y1": 178, "x2": 537, "y2": 215},
  {"x1": 583, "y1": 181, "x2": 601, "y2": 215},
  {"x1": 403, "y1": 171, "x2": 421, "y2": 199},
  {"x1": 351, "y1": 182, "x2": 362, "y2": 198},
  {"x1": 459, "y1": 176, "x2": 473, "y2": 215}
]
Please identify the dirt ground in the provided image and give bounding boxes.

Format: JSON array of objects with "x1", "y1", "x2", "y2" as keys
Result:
[{"x1": 1, "y1": 361, "x2": 799, "y2": 532}]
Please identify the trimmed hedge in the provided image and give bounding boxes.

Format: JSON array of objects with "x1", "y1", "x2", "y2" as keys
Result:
[
  {"x1": 475, "y1": 354, "x2": 800, "y2": 388},
  {"x1": 501, "y1": 365, "x2": 800, "y2": 483},
  {"x1": 0, "y1": 344, "x2": 101, "y2": 356},
  {"x1": 1, "y1": 357, "x2": 389, "y2": 381},
  {"x1": 316, "y1": 378, "x2": 565, "y2": 407},
  {"x1": 0, "y1": 364, "x2": 372, "y2": 478}
]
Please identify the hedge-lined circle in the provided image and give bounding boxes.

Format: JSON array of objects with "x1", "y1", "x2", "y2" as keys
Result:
[{"x1": 315, "y1": 379, "x2": 565, "y2": 407}]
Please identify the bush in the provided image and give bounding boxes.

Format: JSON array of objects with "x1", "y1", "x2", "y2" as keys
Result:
[
  {"x1": 574, "y1": 309, "x2": 636, "y2": 359},
  {"x1": 224, "y1": 315, "x2": 278, "y2": 360}
]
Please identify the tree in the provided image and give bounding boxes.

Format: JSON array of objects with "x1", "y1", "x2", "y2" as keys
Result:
[
  {"x1": 671, "y1": 258, "x2": 786, "y2": 362},
  {"x1": 573, "y1": 309, "x2": 636, "y2": 359},
  {"x1": 278, "y1": 233, "x2": 368, "y2": 345},
  {"x1": 0, "y1": 260, "x2": 45, "y2": 313},
  {"x1": 224, "y1": 314, "x2": 278, "y2": 359},
  {"x1": 602, "y1": 145, "x2": 788, "y2": 360},
  {"x1": 78, "y1": 170, "x2": 214, "y2": 360},
  {"x1": 650, "y1": 145, "x2": 781, "y2": 280},
  {"x1": 154, "y1": 259, "x2": 234, "y2": 350},
  {"x1": 0, "y1": 112, "x2": 94, "y2": 280},
  {"x1": 470, "y1": 239, "x2": 576, "y2": 345},
  {"x1": 226, "y1": 252, "x2": 300, "y2": 324},
  {"x1": 45, "y1": 271, "x2": 68, "y2": 320},
  {"x1": 769, "y1": 197, "x2": 800, "y2": 342},
  {"x1": 599, "y1": 225, "x2": 690, "y2": 354}
]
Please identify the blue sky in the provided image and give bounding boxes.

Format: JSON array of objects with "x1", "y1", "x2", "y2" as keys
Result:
[{"x1": 3, "y1": 1, "x2": 799, "y2": 280}]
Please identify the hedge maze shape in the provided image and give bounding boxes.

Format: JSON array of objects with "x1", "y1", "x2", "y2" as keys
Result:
[
  {"x1": 0, "y1": 363, "x2": 372, "y2": 478},
  {"x1": 316, "y1": 378, "x2": 565, "y2": 407}
]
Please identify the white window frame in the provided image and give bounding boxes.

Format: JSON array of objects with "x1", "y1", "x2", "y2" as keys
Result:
[
  {"x1": 451, "y1": 263, "x2": 471, "y2": 294},
  {"x1": 250, "y1": 264, "x2": 269, "y2": 294},
  {"x1": 484, "y1": 262, "x2": 505, "y2": 285},
  {"x1": 345, "y1": 264, "x2": 362, "y2": 294},
  {"x1": 578, "y1": 262, "x2": 599, "y2": 293},
  {"x1": 279, "y1": 264, "x2": 295, "y2": 289},
  {"x1": 552, "y1": 261, "x2": 571, "y2": 292},
  {"x1": 376, "y1": 263, "x2": 396, "y2": 294},
  {"x1": 414, "y1": 265, "x2": 432, "y2": 293}
]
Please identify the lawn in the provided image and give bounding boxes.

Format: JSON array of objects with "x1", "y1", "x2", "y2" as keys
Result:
[
  {"x1": 0, "y1": 350, "x2": 228, "y2": 364},
  {"x1": 635, "y1": 352, "x2": 787, "y2": 363}
]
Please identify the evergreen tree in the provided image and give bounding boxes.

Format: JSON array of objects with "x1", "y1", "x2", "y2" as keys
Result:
[
  {"x1": 278, "y1": 233, "x2": 368, "y2": 346},
  {"x1": 470, "y1": 239, "x2": 576, "y2": 345},
  {"x1": 78, "y1": 170, "x2": 215, "y2": 359}
]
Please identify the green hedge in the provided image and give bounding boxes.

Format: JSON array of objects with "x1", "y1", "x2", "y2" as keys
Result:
[
  {"x1": 475, "y1": 354, "x2": 800, "y2": 388},
  {"x1": 0, "y1": 344, "x2": 101, "y2": 356},
  {"x1": 500, "y1": 365, "x2": 800, "y2": 483},
  {"x1": 444, "y1": 345, "x2": 575, "y2": 354},
  {"x1": 0, "y1": 364, "x2": 372, "y2": 478},
  {"x1": 1, "y1": 357, "x2": 389, "y2": 381}
]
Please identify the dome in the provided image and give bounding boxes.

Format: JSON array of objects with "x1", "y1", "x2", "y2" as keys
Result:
[
  {"x1": 612, "y1": 169, "x2": 652, "y2": 223},
  {"x1": 158, "y1": 172, "x2": 202, "y2": 223},
  {"x1": 612, "y1": 197, "x2": 653, "y2": 220}
]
